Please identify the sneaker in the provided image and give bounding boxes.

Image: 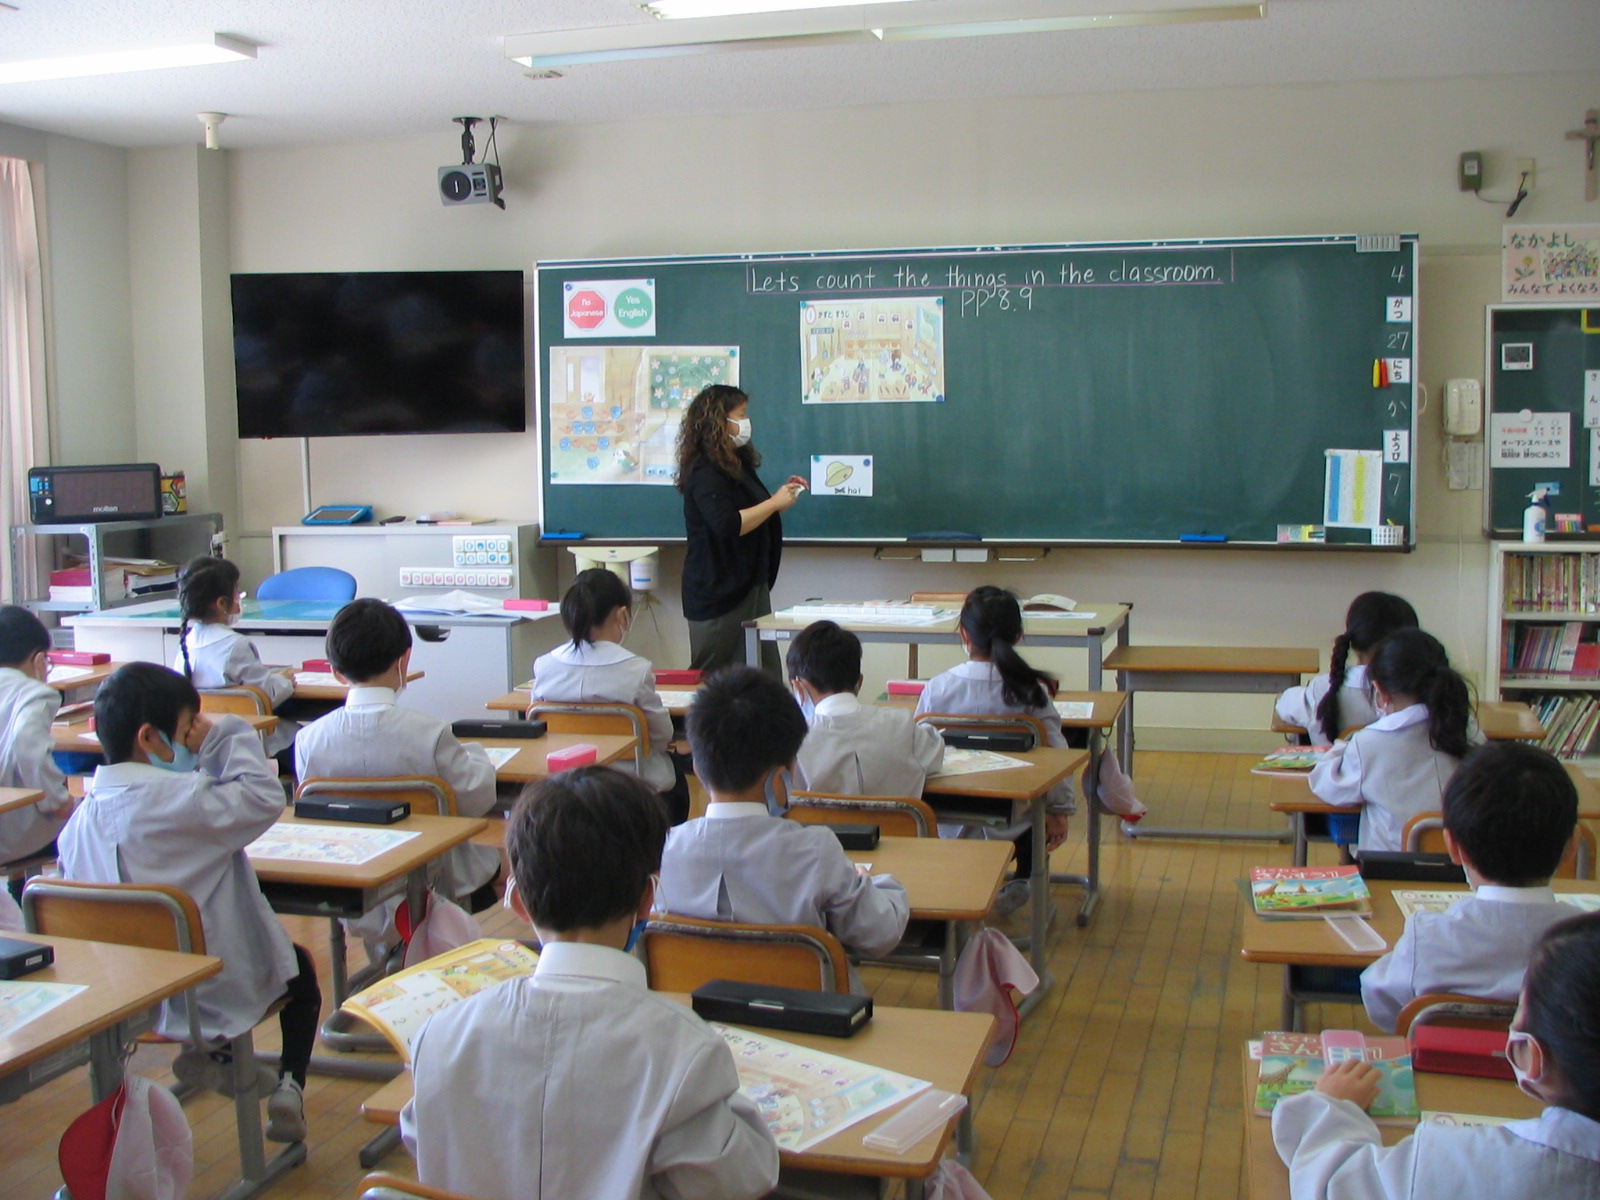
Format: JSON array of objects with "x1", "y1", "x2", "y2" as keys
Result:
[
  {"x1": 265, "y1": 1077, "x2": 307, "y2": 1144},
  {"x1": 994, "y1": 878, "x2": 1032, "y2": 917},
  {"x1": 172, "y1": 1046, "x2": 277, "y2": 1098}
]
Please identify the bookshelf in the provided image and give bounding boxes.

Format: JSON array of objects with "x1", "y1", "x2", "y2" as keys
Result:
[
  {"x1": 9, "y1": 514, "x2": 223, "y2": 614},
  {"x1": 1490, "y1": 542, "x2": 1600, "y2": 773}
]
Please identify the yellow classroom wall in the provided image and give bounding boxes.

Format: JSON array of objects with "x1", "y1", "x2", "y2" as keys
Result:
[{"x1": 47, "y1": 69, "x2": 1600, "y2": 746}]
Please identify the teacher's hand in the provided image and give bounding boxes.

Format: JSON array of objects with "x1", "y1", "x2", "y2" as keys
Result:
[{"x1": 771, "y1": 479, "x2": 806, "y2": 512}]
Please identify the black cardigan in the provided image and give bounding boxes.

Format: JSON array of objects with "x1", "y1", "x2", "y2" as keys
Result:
[{"x1": 680, "y1": 457, "x2": 783, "y2": 622}]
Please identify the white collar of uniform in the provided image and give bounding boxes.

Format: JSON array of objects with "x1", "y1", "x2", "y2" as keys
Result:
[
  {"x1": 532, "y1": 941, "x2": 646, "y2": 989},
  {"x1": 90, "y1": 760, "x2": 183, "y2": 789},
  {"x1": 1508, "y1": 1107, "x2": 1600, "y2": 1163},
  {"x1": 1364, "y1": 702, "x2": 1429, "y2": 733},
  {"x1": 1475, "y1": 884, "x2": 1559, "y2": 904},
  {"x1": 813, "y1": 692, "x2": 861, "y2": 717},
  {"x1": 704, "y1": 801, "x2": 769, "y2": 820},
  {"x1": 345, "y1": 686, "x2": 398, "y2": 709},
  {"x1": 187, "y1": 622, "x2": 234, "y2": 646},
  {"x1": 1344, "y1": 663, "x2": 1368, "y2": 687},
  {"x1": 551, "y1": 640, "x2": 633, "y2": 667},
  {"x1": 950, "y1": 660, "x2": 1000, "y2": 680}
]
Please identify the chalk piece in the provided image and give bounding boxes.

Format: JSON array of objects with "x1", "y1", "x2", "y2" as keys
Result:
[{"x1": 546, "y1": 744, "x2": 598, "y2": 772}]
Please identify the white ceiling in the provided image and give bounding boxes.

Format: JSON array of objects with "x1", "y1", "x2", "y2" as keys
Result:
[{"x1": 0, "y1": 0, "x2": 1595, "y2": 150}]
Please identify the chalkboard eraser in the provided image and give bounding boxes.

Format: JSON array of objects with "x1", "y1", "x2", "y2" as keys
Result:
[
  {"x1": 907, "y1": 531, "x2": 982, "y2": 542},
  {"x1": 1180, "y1": 534, "x2": 1228, "y2": 543},
  {"x1": 543, "y1": 531, "x2": 585, "y2": 540}
]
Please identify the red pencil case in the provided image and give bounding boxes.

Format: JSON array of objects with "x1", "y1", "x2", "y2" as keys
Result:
[
  {"x1": 1410, "y1": 1025, "x2": 1514, "y2": 1080},
  {"x1": 655, "y1": 670, "x2": 703, "y2": 685},
  {"x1": 47, "y1": 650, "x2": 109, "y2": 666}
]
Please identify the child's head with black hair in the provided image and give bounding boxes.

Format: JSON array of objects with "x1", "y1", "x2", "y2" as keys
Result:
[
  {"x1": 560, "y1": 568, "x2": 633, "y2": 650},
  {"x1": 94, "y1": 662, "x2": 201, "y2": 765},
  {"x1": 175, "y1": 556, "x2": 243, "y2": 679},
  {"x1": 0, "y1": 605, "x2": 51, "y2": 678},
  {"x1": 1443, "y1": 742, "x2": 1578, "y2": 887},
  {"x1": 504, "y1": 766, "x2": 669, "y2": 938},
  {"x1": 1366, "y1": 627, "x2": 1474, "y2": 760},
  {"x1": 957, "y1": 586, "x2": 1056, "y2": 710},
  {"x1": 325, "y1": 598, "x2": 412, "y2": 685},
  {"x1": 686, "y1": 665, "x2": 808, "y2": 796},
  {"x1": 1512, "y1": 910, "x2": 1600, "y2": 1121},
  {"x1": 1317, "y1": 591, "x2": 1419, "y2": 741},
  {"x1": 786, "y1": 620, "x2": 863, "y2": 699}
]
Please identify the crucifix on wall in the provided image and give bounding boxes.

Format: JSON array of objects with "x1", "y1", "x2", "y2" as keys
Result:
[{"x1": 1568, "y1": 109, "x2": 1599, "y2": 202}]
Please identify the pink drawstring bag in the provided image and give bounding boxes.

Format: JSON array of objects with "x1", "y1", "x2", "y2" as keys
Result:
[
  {"x1": 398, "y1": 890, "x2": 484, "y2": 968},
  {"x1": 954, "y1": 928, "x2": 1039, "y2": 1067},
  {"x1": 926, "y1": 1160, "x2": 995, "y2": 1199},
  {"x1": 60, "y1": 1074, "x2": 193, "y2": 1200},
  {"x1": 1082, "y1": 747, "x2": 1148, "y2": 822}
]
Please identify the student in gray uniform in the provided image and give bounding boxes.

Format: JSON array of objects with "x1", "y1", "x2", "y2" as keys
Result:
[
  {"x1": 661, "y1": 666, "x2": 908, "y2": 991},
  {"x1": 530, "y1": 568, "x2": 687, "y2": 822},
  {"x1": 1276, "y1": 911, "x2": 1600, "y2": 1198},
  {"x1": 1361, "y1": 741, "x2": 1579, "y2": 1032},
  {"x1": 402, "y1": 767, "x2": 778, "y2": 1200},
  {"x1": 0, "y1": 607, "x2": 71, "y2": 873},
  {"x1": 788, "y1": 619, "x2": 944, "y2": 797},
  {"x1": 1309, "y1": 629, "x2": 1481, "y2": 854}
]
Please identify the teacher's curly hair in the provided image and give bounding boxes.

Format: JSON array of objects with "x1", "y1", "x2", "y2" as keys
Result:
[{"x1": 675, "y1": 384, "x2": 759, "y2": 490}]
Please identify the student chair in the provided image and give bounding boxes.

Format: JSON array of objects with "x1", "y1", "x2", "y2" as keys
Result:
[
  {"x1": 358, "y1": 1174, "x2": 483, "y2": 1200},
  {"x1": 200, "y1": 685, "x2": 276, "y2": 717},
  {"x1": 1401, "y1": 812, "x2": 1597, "y2": 880},
  {"x1": 21, "y1": 878, "x2": 306, "y2": 1200},
  {"x1": 255, "y1": 566, "x2": 357, "y2": 603},
  {"x1": 639, "y1": 915, "x2": 852, "y2": 994},
  {"x1": 785, "y1": 791, "x2": 938, "y2": 838},
  {"x1": 1394, "y1": 991, "x2": 1517, "y2": 1037},
  {"x1": 522, "y1": 701, "x2": 651, "y2": 774}
]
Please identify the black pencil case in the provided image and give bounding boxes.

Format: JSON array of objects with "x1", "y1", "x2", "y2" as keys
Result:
[
  {"x1": 691, "y1": 979, "x2": 872, "y2": 1038},
  {"x1": 1354, "y1": 851, "x2": 1467, "y2": 883},
  {"x1": 0, "y1": 935, "x2": 54, "y2": 979},
  {"x1": 822, "y1": 823, "x2": 880, "y2": 850},
  {"x1": 293, "y1": 795, "x2": 411, "y2": 824},
  {"x1": 452, "y1": 719, "x2": 547, "y2": 739},
  {"x1": 940, "y1": 730, "x2": 1035, "y2": 752}
]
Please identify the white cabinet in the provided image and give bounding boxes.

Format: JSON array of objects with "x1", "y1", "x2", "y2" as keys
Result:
[{"x1": 271, "y1": 522, "x2": 555, "y2": 602}]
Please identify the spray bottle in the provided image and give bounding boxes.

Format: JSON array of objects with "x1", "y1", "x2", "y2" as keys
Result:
[{"x1": 1523, "y1": 487, "x2": 1551, "y2": 543}]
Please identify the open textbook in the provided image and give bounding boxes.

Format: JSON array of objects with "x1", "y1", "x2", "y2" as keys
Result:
[
  {"x1": 1392, "y1": 889, "x2": 1600, "y2": 920},
  {"x1": 341, "y1": 938, "x2": 541, "y2": 1062}
]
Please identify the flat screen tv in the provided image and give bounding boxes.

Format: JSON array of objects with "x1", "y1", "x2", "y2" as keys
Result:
[{"x1": 231, "y1": 270, "x2": 526, "y2": 437}]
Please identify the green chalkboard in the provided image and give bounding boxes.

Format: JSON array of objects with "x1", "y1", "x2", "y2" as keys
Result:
[
  {"x1": 1487, "y1": 305, "x2": 1600, "y2": 536},
  {"x1": 535, "y1": 236, "x2": 1417, "y2": 546}
]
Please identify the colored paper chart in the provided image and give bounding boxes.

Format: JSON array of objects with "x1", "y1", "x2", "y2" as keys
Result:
[{"x1": 548, "y1": 345, "x2": 739, "y2": 485}]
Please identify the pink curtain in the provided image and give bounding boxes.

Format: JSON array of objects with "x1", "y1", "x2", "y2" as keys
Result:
[{"x1": 0, "y1": 157, "x2": 48, "y2": 604}]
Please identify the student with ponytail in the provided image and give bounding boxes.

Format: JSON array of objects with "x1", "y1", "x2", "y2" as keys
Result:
[
  {"x1": 1276, "y1": 592, "x2": 1419, "y2": 745},
  {"x1": 914, "y1": 586, "x2": 1074, "y2": 914},
  {"x1": 172, "y1": 556, "x2": 297, "y2": 758},
  {"x1": 1309, "y1": 628, "x2": 1482, "y2": 854},
  {"x1": 530, "y1": 569, "x2": 687, "y2": 823}
]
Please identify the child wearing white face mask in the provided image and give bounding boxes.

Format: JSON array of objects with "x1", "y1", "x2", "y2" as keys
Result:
[
  {"x1": 173, "y1": 556, "x2": 298, "y2": 759},
  {"x1": 1273, "y1": 910, "x2": 1600, "y2": 1198},
  {"x1": 530, "y1": 569, "x2": 686, "y2": 822},
  {"x1": 1308, "y1": 628, "x2": 1483, "y2": 855}
]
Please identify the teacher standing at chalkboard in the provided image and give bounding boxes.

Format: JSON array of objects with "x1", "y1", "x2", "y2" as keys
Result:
[{"x1": 677, "y1": 384, "x2": 806, "y2": 676}]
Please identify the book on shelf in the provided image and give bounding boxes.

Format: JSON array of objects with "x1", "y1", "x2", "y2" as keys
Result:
[
  {"x1": 1254, "y1": 1030, "x2": 1418, "y2": 1123},
  {"x1": 1249, "y1": 865, "x2": 1371, "y2": 918},
  {"x1": 1523, "y1": 693, "x2": 1600, "y2": 760},
  {"x1": 340, "y1": 938, "x2": 539, "y2": 1062}
]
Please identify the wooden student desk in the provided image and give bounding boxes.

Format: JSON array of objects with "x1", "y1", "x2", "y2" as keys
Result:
[
  {"x1": 361, "y1": 998, "x2": 994, "y2": 1198},
  {"x1": 0, "y1": 786, "x2": 46, "y2": 816},
  {"x1": 289, "y1": 669, "x2": 424, "y2": 702},
  {"x1": 925, "y1": 744, "x2": 1087, "y2": 1007},
  {"x1": 469, "y1": 732, "x2": 639, "y2": 784},
  {"x1": 249, "y1": 811, "x2": 488, "y2": 1075},
  {"x1": 0, "y1": 932, "x2": 221, "y2": 1106},
  {"x1": 49, "y1": 711, "x2": 278, "y2": 755},
  {"x1": 1240, "y1": 1044, "x2": 1540, "y2": 1200},
  {"x1": 1104, "y1": 644, "x2": 1319, "y2": 840},
  {"x1": 45, "y1": 660, "x2": 122, "y2": 695},
  {"x1": 1238, "y1": 878, "x2": 1600, "y2": 1029},
  {"x1": 488, "y1": 684, "x2": 702, "y2": 717},
  {"x1": 1271, "y1": 699, "x2": 1546, "y2": 743}
]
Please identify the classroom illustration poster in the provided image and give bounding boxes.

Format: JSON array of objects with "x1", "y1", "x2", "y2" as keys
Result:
[
  {"x1": 1503, "y1": 225, "x2": 1600, "y2": 300},
  {"x1": 548, "y1": 346, "x2": 739, "y2": 484},
  {"x1": 800, "y1": 298, "x2": 945, "y2": 403},
  {"x1": 809, "y1": 455, "x2": 874, "y2": 497}
]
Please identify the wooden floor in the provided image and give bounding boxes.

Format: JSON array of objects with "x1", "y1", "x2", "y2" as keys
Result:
[{"x1": 2, "y1": 751, "x2": 1369, "y2": 1200}]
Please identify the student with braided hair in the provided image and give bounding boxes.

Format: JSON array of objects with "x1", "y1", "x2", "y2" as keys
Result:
[
  {"x1": 1309, "y1": 628, "x2": 1483, "y2": 854},
  {"x1": 1275, "y1": 592, "x2": 1418, "y2": 745},
  {"x1": 172, "y1": 556, "x2": 298, "y2": 758}
]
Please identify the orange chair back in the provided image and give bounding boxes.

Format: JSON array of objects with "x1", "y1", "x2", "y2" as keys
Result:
[{"x1": 640, "y1": 915, "x2": 851, "y2": 994}]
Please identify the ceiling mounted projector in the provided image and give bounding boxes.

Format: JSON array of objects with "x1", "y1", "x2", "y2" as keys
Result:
[{"x1": 438, "y1": 162, "x2": 503, "y2": 207}]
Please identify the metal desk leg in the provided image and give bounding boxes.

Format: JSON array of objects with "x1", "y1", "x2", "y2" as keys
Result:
[
  {"x1": 937, "y1": 920, "x2": 963, "y2": 1011},
  {"x1": 358, "y1": 1125, "x2": 403, "y2": 1168},
  {"x1": 87, "y1": 1024, "x2": 126, "y2": 1103},
  {"x1": 1282, "y1": 968, "x2": 1298, "y2": 1033},
  {"x1": 1015, "y1": 793, "x2": 1055, "y2": 1017},
  {"x1": 956, "y1": 1104, "x2": 975, "y2": 1166},
  {"x1": 1292, "y1": 813, "x2": 1308, "y2": 867},
  {"x1": 1050, "y1": 729, "x2": 1101, "y2": 927},
  {"x1": 743, "y1": 622, "x2": 760, "y2": 670}
]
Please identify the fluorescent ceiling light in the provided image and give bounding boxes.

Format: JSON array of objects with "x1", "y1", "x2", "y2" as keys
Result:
[
  {"x1": 0, "y1": 33, "x2": 255, "y2": 85},
  {"x1": 509, "y1": 1, "x2": 1264, "y2": 69},
  {"x1": 644, "y1": 0, "x2": 920, "y2": 16}
]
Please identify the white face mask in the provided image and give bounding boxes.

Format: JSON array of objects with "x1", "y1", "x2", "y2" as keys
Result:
[
  {"x1": 224, "y1": 610, "x2": 242, "y2": 628},
  {"x1": 729, "y1": 417, "x2": 752, "y2": 448},
  {"x1": 1506, "y1": 1030, "x2": 1547, "y2": 1101},
  {"x1": 793, "y1": 686, "x2": 816, "y2": 724}
]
